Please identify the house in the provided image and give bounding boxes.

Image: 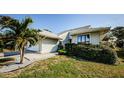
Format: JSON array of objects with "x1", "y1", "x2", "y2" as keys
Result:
[
  {"x1": 27, "y1": 29, "x2": 61, "y2": 53},
  {"x1": 58, "y1": 25, "x2": 110, "y2": 45},
  {"x1": 27, "y1": 25, "x2": 110, "y2": 54}
]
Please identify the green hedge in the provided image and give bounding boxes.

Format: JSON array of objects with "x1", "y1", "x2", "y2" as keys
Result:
[
  {"x1": 0, "y1": 57, "x2": 15, "y2": 63},
  {"x1": 0, "y1": 40, "x2": 4, "y2": 52},
  {"x1": 65, "y1": 44, "x2": 118, "y2": 65},
  {"x1": 0, "y1": 48, "x2": 3, "y2": 52},
  {"x1": 0, "y1": 57, "x2": 15, "y2": 66},
  {"x1": 58, "y1": 49, "x2": 67, "y2": 55}
]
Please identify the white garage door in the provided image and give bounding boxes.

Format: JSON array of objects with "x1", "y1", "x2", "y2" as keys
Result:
[
  {"x1": 27, "y1": 43, "x2": 39, "y2": 52},
  {"x1": 41, "y1": 38, "x2": 58, "y2": 53}
]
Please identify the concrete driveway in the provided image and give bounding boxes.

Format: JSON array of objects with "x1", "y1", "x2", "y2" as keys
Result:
[
  {"x1": 24, "y1": 52, "x2": 58, "y2": 62},
  {"x1": 0, "y1": 52, "x2": 58, "y2": 73}
]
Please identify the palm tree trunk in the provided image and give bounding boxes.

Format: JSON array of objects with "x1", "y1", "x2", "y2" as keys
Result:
[{"x1": 20, "y1": 47, "x2": 25, "y2": 64}]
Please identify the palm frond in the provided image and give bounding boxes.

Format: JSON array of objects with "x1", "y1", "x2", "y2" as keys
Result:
[
  {"x1": 0, "y1": 16, "x2": 45, "y2": 52},
  {"x1": 20, "y1": 17, "x2": 33, "y2": 32}
]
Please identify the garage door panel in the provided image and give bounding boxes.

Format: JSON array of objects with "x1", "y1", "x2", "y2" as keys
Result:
[
  {"x1": 27, "y1": 44, "x2": 39, "y2": 52},
  {"x1": 42, "y1": 39, "x2": 58, "y2": 53}
]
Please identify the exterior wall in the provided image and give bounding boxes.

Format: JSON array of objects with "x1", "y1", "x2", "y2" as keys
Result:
[
  {"x1": 72, "y1": 35, "x2": 77, "y2": 44},
  {"x1": 26, "y1": 42, "x2": 40, "y2": 52},
  {"x1": 27, "y1": 38, "x2": 58, "y2": 53},
  {"x1": 41, "y1": 38, "x2": 58, "y2": 53},
  {"x1": 99, "y1": 31, "x2": 107, "y2": 41},
  {"x1": 58, "y1": 32, "x2": 69, "y2": 44},
  {"x1": 90, "y1": 32, "x2": 100, "y2": 45},
  {"x1": 71, "y1": 32, "x2": 100, "y2": 45}
]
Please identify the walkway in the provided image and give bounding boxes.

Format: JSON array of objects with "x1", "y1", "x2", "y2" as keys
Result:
[{"x1": 0, "y1": 52, "x2": 57, "y2": 73}]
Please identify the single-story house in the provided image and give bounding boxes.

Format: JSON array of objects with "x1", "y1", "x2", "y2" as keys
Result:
[
  {"x1": 27, "y1": 25, "x2": 110, "y2": 53},
  {"x1": 27, "y1": 29, "x2": 61, "y2": 53},
  {"x1": 58, "y1": 25, "x2": 110, "y2": 45}
]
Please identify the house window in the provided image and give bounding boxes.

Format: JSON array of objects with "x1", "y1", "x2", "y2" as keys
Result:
[{"x1": 77, "y1": 34, "x2": 90, "y2": 43}]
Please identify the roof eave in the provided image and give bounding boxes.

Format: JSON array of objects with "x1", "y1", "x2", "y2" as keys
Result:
[
  {"x1": 70, "y1": 27, "x2": 110, "y2": 36},
  {"x1": 43, "y1": 36, "x2": 62, "y2": 40}
]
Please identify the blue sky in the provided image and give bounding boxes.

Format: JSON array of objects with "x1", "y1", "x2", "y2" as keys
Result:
[{"x1": 2, "y1": 14, "x2": 124, "y2": 34}]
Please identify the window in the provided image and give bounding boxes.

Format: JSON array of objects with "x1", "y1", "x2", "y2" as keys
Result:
[{"x1": 77, "y1": 34, "x2": 90, "y2": 43}]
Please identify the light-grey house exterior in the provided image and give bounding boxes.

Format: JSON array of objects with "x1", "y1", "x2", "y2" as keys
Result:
[
  {"x1": 27, "y1": 26, "x2": 110, "y2": 53},
  {"x1": 58, "y1": 25, "x2": 110, "y2": 45},
  {"x1": 27, "y1": 29, "x2": 61, "y2": 53}
]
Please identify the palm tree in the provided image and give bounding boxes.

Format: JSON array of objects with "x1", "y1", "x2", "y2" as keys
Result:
[
  {"x1": 0, "y1": 16, "x2": 42, "y2": 63},
  {"x1": 16, "y1": 29, "x2": 41, "y2": 63}
]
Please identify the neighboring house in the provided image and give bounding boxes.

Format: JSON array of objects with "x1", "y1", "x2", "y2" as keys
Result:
[
  {"x1": 27, "y1": 29, "x2": 61, "y2": 53},
  {"x1": 58, "y1": 25, "x2": 110, "y2": 45}
]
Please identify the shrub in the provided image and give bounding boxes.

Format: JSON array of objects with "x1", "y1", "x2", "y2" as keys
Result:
[
  {"x1": 0, "y1": 40, "x2": 4, "y2": 52},
  {"x1": 65, "y1": 44, "x2": 118, "y2": 65},
  {"x1": 58, "y1": 49, "x2": 67, "y2": 55},
  {"x1": 122, "y1": 48, "x2": 124, "y2": 52},
  {"x1": 0, "y1": 57, "x2": 15, "y2": 66},
  {"x1": 0, "y1": 48, "x2": 3, "y2": 52},
  {"x1": 116, "y1": 40, "x2": 124, "y2": 48},
  {"x1": 58, "y1": 41, "x2": 64, "y2": 50},
  {"x1": 0, "y1": 57, "x2": 15, "y2": 63},
  {"x1": 100, "y1": 47, "x2": 118, "y2": 64},
  {"x1": 65, "y1": 43, "x2": 76, "y2": 55}
]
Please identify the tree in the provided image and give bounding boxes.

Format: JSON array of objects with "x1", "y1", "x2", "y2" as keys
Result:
[
  {"x1": 0, "y1": 16, "x2": 22, "y2": 50},
  {"x1": 0, "y1": 16, "x2": 42, "y2": 63},
  {"x1": 16, "y1": 29, "x2": 41, "y2": 63},
  {"x1": 111, "y1": 26, "x2": 124, "y2": 47}
]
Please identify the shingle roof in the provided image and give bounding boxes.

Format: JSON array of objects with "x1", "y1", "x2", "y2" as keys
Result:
[{"x1": 39, "y1": 29, "x2": 61, "y2": 40}]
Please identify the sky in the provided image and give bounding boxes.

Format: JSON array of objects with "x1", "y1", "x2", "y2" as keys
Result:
[{"x1": 2, "y1": 14, "x2": 124, "y2": 34}]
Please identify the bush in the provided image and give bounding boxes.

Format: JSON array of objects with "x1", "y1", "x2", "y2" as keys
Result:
[
  {"x1": 100, "y1": 47, "x2": 118, "y2": 64},
  {"x1": 58, "y1": 49, "x2": 67, "y2": 55},
  {"x1": 0, "y1": 57, "x2": 15, "y2": 63},
  {"x1": 0, "y1": 40, "x2": 4, "y2": 52},
  {"x1": 65, "y1": 44, "x2": 118, "y2": 65},
  {"x1": 116, "y1": 40, "x2": 124, "y2": 48},
  {"x1": 0, "y1": 57, "x2": 15, "y2": 66},
  {"x1": 58, "y1": 41, "x2": 64, "y2": 50},
  {"x1": 65, "y1": 43, "x2": 76, "y2": 55},
  {"x1": 122, "y1": 48, "x2": 124, "y2": 52},
  {"x1": 0, "y1": 48, "x2": 3, "y2": 52}
]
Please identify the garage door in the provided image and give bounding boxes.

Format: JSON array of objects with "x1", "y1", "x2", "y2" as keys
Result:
[
  {"x1": 27, "y1": 43, "x2": 39, "y2": 52},
  {"x1": 41, "y1": 38, "x2": 58, "y2": 53}
]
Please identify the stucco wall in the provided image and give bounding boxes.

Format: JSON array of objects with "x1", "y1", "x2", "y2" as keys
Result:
[
  {"x1": 71, "y1": 32, "x2": 100, "y2": 45},
  {"x1": 72, "y1": 35, "x2": 77, "y2": 44},
  {"x1": 27, "y1": 38, "x2": 58, "y2": 53},
  {"x1": 90, "y1": 32, "x2": 100, "y2": 45},
  {"x1": 58, "y1": 32, "x2": 69, "y2": 44}
]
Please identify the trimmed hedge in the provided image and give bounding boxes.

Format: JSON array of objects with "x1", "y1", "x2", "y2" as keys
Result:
[{"x1": 65, "y1": 44, "x2": 118, "y2": 65}]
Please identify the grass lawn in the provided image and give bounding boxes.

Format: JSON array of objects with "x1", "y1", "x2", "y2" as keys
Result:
[{"x1": 0, "y1": 50, "x2": 124, "y2": 78}]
